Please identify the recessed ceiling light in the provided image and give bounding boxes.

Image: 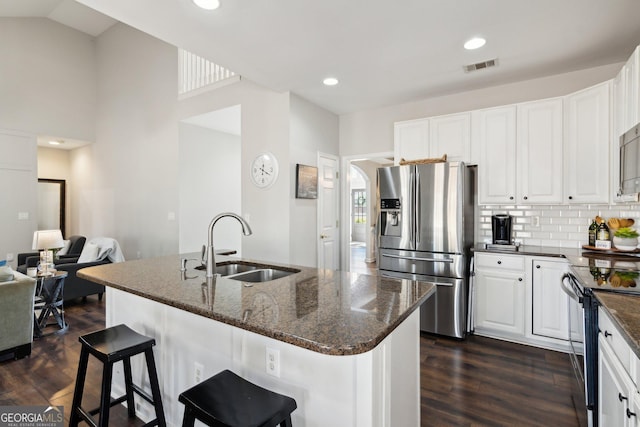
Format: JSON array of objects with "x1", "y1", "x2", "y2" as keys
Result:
[
  {"x1": 464, "y1": 37, "x2": 486, "y2": 50},
  {"x1": 48, "y1": 140, "x2": 64, "y2": 145},
  {"x1": 193, "y1": 0, "x2": 220, "y2": 10},
  {"x1": 323, "y1": 77, "x2": 339, "y2": 86}
]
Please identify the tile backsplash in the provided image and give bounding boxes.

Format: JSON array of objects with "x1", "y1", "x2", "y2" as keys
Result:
[{"x1": 477, "y1": 204, "x2": 640, "y2": 248}]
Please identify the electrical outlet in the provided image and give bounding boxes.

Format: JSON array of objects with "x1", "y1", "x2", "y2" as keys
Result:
[
  {"x1": 266, "y1": 347, "x2": 280, "y2": 377},
  {"x1": 6, "y1": 253, "x2": 14, "y2": 262},
  {"x1": 194, "y1": 362, "x2": 204, "y2": 383}
]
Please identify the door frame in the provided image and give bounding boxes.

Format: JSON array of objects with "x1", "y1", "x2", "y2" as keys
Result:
[{"x1": 340, "y1": 151, "x2": 394, "y2": 272}]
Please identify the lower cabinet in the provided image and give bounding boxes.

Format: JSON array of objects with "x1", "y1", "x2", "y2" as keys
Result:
[
  {"x1": 474, "y1": 255, "x2": 525, "y2": 336},
  {"x1": 473, "y1": 252, "x2": 574, "y2": 351},
  {"x1": 531, "y1": 258, "x2": 571, "y2": 340},
  {"x1": 598, "y1": 314, "x2": 639, "y2": 426}
]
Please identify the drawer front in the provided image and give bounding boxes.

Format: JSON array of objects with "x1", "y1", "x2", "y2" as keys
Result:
[
  {"x1": 475, "y1": 253, "x2": 524, "y2": 271},
  {"x1": 599, "y1": 307, "x2": 632, "y2": 375}
]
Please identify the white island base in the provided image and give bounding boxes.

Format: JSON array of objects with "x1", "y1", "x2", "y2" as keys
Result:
[{"x1": 105, "y1": 288, "x2": 421, "y2": 426}]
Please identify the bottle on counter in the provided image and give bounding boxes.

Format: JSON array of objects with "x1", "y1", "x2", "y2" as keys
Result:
[
  {"x1": 588, "y1": 219, "x2": 597, "y2": 246},
  {"x1": 596, "y1": 219, "x2": 610, "y2": 242}
]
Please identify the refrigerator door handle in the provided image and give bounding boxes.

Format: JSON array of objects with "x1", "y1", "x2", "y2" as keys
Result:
[
  {"x1": 415, "y1": 169, "x2": 420, "y2": 245},
  {"x1": 381, "y1": 253, "x2": 454, "y2": 263}
]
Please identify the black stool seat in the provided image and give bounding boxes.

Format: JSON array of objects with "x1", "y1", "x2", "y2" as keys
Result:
[
  {"x1": 179, "y1": 370, "x2": 297, "y2": 427},
  {"x1": 80, "y1": 323, "x2": 156, "y2": 362},
  {"x1": 70, "y1": 324, "x2": 166, "y2": 427}
]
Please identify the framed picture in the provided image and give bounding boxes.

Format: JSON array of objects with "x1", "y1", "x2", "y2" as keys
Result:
[{"x1": 295, "y1": 164, "x2": 318, "y2": 199}]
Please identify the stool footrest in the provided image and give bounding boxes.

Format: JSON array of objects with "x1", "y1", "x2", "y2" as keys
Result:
[
  {"x1": 131, "y1": 383, "x2": 155, "y2": 405},
  {"x1": 76, "y1": 407, "x2": 99, "y2": 427}
]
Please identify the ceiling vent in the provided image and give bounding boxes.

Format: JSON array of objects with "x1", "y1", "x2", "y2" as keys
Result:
[{"x1": 463, "y1": 58, "x2": 498, "y2": 73}]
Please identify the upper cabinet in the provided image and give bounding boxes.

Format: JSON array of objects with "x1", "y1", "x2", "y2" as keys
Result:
[
  {"x1": 394, "y1": 44, "x2": 639, "y2": 207},
  {"x1": 429, "y1": 113, "x2": 471, "y2": 163},
  {"x1": 474, "y1": 106, "x2": 517, "y2": 204},
  {"x1": 516, "y1": 98, "x2": 564, "y2": 204},
  {"x1": 619, "y1": 46, "x2": 640, "y2": 137},
  {"x1": 564, "y1": 81, "x2": 611, "y2": 204},
  {"x1": 394, "y1": 118, "x2": 429, "y2": 164},
  {"x1": 394, "y1": 113, "x2": 472, "y2": 164}
]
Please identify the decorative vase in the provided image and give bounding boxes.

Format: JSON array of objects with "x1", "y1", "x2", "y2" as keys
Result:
[{"x1": 613, "y1": 236, "x2": 639, "y2": 251}]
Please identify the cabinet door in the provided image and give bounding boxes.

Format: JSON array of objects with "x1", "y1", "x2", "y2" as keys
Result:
[
  {"x1": 429, "y1": 113, "x2": 471, "y2": 162},
  {"x1": 394, "y1": 119, "x2": 429, "y2": 164},
  {"x1": 474, "y1": 106, "x2": 517, "y2": 204},
  {"x1": 517, "y1": 98, "x2": 564, "y2": 204},
  {"x1": 475, "y1": 268, "x2": 525, "y2": 335},
  {"x1": 624, "y1": 46, "x2": 639, "y2": 133},
  {"x1": 532, "y1": 259, "x2": 570, "y2": 340},
  {"x1": 564, "y1": 81, "x2": 610, "y2": 204},
  {"x1": 599, "y1": 336, "x2": 634, "y2": 427}
]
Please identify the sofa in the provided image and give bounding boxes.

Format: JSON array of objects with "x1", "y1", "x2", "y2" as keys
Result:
[
  {"x1": 16, "y1": 235, "x2": 119, "y2": 302},
  {"x1": 0, "y1": 270, "x2": 37, "y2": 359}
]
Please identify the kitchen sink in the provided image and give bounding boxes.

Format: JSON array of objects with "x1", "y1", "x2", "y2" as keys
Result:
[
  {"x1": 225, "y1": 268, "x2": 298, "y2": 283},
  {"x1": 195, "y1": 261, "x2": 299, "y2": 282}
]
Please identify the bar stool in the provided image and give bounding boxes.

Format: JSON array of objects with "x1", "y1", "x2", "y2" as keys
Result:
[
  {"x1": 69, "y1": 324, "x2": 166, "y2": 427},
  {"x1": 179, "y1": 369, "x2": 297, "y2": 427}
]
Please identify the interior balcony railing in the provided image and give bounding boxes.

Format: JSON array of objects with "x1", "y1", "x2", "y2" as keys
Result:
[{"x1": 178, "y1": 49, "x2": 240, "y2": 98}]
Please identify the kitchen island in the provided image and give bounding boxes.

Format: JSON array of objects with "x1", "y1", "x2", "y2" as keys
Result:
[{"x1": 78, "y1": 254, "x2": 435, "y2": 426}]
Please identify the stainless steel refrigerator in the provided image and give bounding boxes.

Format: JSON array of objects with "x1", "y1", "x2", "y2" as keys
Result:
[{"x1": 377, "y1": 162, "x2": 475, "y2": 338}]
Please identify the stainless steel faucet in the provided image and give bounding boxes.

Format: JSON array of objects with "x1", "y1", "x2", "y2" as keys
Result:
[{"x1": 206, "y1": 212, "x2": 252, "y2": 278}]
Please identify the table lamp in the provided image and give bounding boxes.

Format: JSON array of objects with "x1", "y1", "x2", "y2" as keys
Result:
[{"x1": 32, "y1": 229, "x2": 64, "y2": 276}]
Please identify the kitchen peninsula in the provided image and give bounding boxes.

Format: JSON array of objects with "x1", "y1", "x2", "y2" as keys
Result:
[{"x1": 78, "y1": 254, "x2": 435, "y2": 426}]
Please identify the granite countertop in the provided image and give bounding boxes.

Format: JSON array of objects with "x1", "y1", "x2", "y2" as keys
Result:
[
  {"x1": 595, "y1": 292, "x2": 640, "y2": 359},
  {"x1": 472, "y1": 243, "x2": 581, "y2": 258},
  {"x1": 78, "y1": 254, "x2": 435, "y2": 356}
]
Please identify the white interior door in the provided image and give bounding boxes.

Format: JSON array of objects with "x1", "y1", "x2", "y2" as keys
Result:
[{"x1": 318, "y1": 153, "x2": 339, "y2": 270}]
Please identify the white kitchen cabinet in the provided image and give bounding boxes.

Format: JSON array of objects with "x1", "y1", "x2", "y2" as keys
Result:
[
  {"x1": 429, "y1": 112, "x2": 471, "y2": 163},
  {"x1": 474, "y1": 106, "x2": 517, "y2": 204},
  {"x1": 474, "y1": 253, "x2": 525, "y2": 337},
  {"x1": 516, "y1": 98, "x2": 564, "y2": 204},
  {"x1": 531, "y1": 259, "x2": 571, "y2": 340},
  {"x1": 622, "y1": 46, "x2": 640, "y2": 135},
  {"x1": 393, "y1": 118, "x2": 429, "y2": 164},
  {"x1": 394, "y1": 113, "x2": 472, "y2": 165},
  {"x1": 599, "y1": 334, "x2": 636, "y2": 427},
  {"x1": 564, "y1": 81, "x2": 610, "y2": 204}
]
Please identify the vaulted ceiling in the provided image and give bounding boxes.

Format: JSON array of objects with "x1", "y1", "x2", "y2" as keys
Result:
[{"x1": 3, "y1": 0, "x2": 640, "y2": 114}]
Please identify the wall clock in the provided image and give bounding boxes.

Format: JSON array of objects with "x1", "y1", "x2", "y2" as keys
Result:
[{"x1": 251, "y1": 152, "x2": 279, "y2": 188}]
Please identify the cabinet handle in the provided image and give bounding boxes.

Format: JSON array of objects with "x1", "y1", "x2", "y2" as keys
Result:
[
  {"x1": 627, "y1": 408, "x2": 637, "y2": 418},
  {"x1": 604, "y1": 330, "x2": 612, "y2": 338},
  {"x1": 536, "y1": 265, "x2": 541, "y2": 269},
  {"x1": 619, "y1": 393, "x2": 628, "y2": 402},
  {"x1": 523, "y1": 196, "x2": 528, "y2": 200},
  {"x1": 509, "y1": 196, "x2": 514, "y2": 200},
  {"x1": 497, "y1": 260, "x2": 502, "y2": 265},
  {"x1": 568, "y1": 196, "x2": 573, "y2": 200},
  {"x1": 518, "y1": 278, "x2": 523, "y2": 282}
]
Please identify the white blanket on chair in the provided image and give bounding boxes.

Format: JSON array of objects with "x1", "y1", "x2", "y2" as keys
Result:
[{"x1": 88, "y1": 237, "x2": 125, "y2": 263}]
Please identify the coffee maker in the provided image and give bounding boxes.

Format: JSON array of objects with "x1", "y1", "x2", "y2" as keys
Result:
[{"x1": 491, "y1": 214, "x2": 513, "y2": 245}]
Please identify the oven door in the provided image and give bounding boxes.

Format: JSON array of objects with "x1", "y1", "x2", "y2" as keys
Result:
[{"x1": 561, "y1": 274, "x2": 590, "y2": 427}]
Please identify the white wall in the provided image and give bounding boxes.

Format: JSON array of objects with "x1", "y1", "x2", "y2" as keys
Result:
[
  {"x1": 0, "y1": 18, "x2": 96, "y2": 142},
  {"x1": 0, "y1": 130, "x2": 37, "y2": 267},
  {"x1": 289, "y1": 94, "x2": 339, "y2": 267},
  {"x1": 177, "y1": 79, "x2": 292, "y2": 264},
  {"x1": 339, "y1": 63, "x2": 623, "y2": 157},
  {"x1": 178, "y1": 123, "x2": 241, "y2": 254},
  {"x1": 37, "y1": 147, "x2": 72, "y2": 237},
  {"x1": 86, "y1": 23, "x2": 180, "y2": 259},
  {"x1": 0, "y1": 18, "x2": 95, "y2": 265}
]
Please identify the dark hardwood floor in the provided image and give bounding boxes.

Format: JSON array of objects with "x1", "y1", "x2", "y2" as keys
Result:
[{"x1": 0, "y1": 297, "x2": 580, "y2": 426}]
